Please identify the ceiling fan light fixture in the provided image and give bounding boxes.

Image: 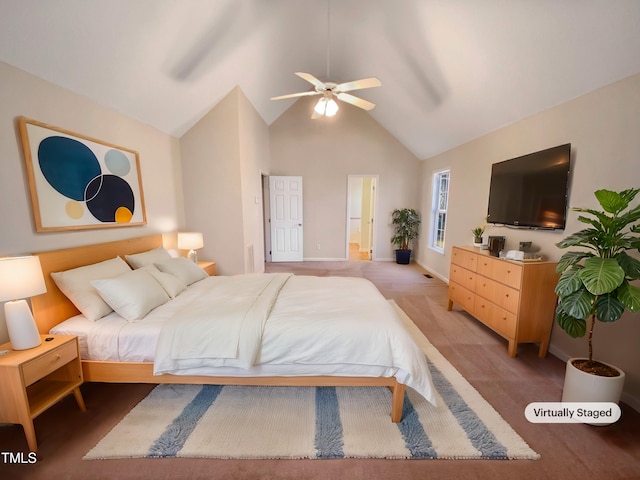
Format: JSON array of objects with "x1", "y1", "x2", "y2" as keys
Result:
[
  {"x1": 314, "y1": 96, "x2": 339, "y2": 117},
  {"x1": 314, "y1": 97, "x2": 327, "y2": 116},
  {"x1": 325, "y1": 98, "x2": 339, "y2": 116}
]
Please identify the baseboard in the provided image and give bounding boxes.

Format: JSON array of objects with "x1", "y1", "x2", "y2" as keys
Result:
[
  {"x1": 416, "y1": 259, "x2": 449, "y2": 283},
  {"x1": 302, "y1": 257, "x2": 347, "y2": 262}
]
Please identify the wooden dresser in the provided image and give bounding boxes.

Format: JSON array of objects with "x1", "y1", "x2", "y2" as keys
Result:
[{"x1": 447, "y1": 246, "x2": 559, "y2": 358}]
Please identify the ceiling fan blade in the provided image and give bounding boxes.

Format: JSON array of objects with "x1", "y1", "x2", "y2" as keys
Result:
[
  {"x1": 271, "y1": 91, "x2": 321, "y2": 101},
  {"x1": 335, "y1": 77, "x2": 382, "y2": 93},
  {"x1": 336, "y1": 92, "x2": 376, "y2": 111},
  {"x1": 295, "y1": 72, "x2": 326, "y2": 89}
]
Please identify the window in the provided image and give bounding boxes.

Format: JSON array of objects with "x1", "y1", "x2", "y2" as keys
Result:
[{"x1": 431, "y1": 170, "x2": 450, "y2": 252}]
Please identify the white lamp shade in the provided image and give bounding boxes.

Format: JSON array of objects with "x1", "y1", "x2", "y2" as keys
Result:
[
  {"x1": 0, "y1": 256, "x2": 46, "y2": 302},
  {"x1": 178, "y1": 232, "x2": 204, "y2": 250}
]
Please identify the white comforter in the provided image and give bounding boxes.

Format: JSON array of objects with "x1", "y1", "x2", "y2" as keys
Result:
[
  {"x1": 81, "y1": 273, "x2": 436, "y2": 405},
  {"x1": 154, "y1": 273, "x2": 292, "y2": 371}
]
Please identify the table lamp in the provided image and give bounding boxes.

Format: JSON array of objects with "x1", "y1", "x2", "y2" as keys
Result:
[
  {"x1": 0, "y1": 256, "x2": 47, "y2": 350},
  {"x1": 177, "y1": 232, "x2": 204, "y2": 263}
]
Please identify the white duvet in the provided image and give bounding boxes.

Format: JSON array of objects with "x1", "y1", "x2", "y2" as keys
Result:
[{"x1": 82, "y1": 274, "x2": 436, "y2": 405}]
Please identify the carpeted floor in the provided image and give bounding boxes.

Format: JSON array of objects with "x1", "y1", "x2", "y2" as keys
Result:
[{"x1": 1, "y1": 260, "x2": 639, "y2": 480}]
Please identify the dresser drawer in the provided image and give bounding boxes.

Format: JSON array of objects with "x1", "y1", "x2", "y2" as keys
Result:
[
  {"x1": 22, "y1": 340, "x2": 77, "y2": 387},
  {"x1": 449, "y1": 282, "x2": 475, "y2": 313},
  {"x1": 493, "y1": 284, "x2": 520, "y2": 313},
  {"x1": 451, "y1": 247, "x2": 477, "y2": 271},
  {"x1": 450, "y1": 265, "x2": 476, "y2": 292},
  {"x1": 475, "y1": 275, "x2": 495, "y2": 301},
  {"x1": 473, "y1": 297, "x2": 493, "y2": 325},
  {"x1": 492, "y1": 261, "x2": 522, "y2": 289},
  {"x1": 476, "y1": 255, "x2": 495, "y2": 278},
  {"x1": 490, "y1": 306, "x2": 517, "y2": 337}
]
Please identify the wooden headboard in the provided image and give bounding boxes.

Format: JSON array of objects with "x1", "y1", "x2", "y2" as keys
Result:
[{"x1": 31, "y1": 234, "x2": 163, "y2": 334}]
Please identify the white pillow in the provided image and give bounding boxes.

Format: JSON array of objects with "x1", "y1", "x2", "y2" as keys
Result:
[
  {"x1": 51, "y1": 257, "x2": 132, "y2": 321},
  {"x1": 91, "y1": 269, "x2": 169, "y2": 322},
  {"x1": 140, "y1": 265, "x2": 187, "y2": 298},
  {"x1": 154, "y1": 257, "x2": 208, "y2": 286},
  {"x1": 124, "y1": 247, "x2": 172, "y2": 269}
]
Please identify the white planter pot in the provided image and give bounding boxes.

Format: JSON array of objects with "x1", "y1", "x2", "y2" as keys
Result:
[
  {"x1": 562, "y1": 358, "x2": 625, "y2": 426},
  {"x1": 562, "y1": 358, "x2": 625, "y2": 404}
]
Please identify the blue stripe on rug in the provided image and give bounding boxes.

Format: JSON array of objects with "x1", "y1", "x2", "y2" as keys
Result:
[
  {"x1": 315, "y1": 386, "x2": 344, "y2": 458},
  {"x1": 397, "y1": 392, "x2": 437, "y2": 458},
  {"x1": 148, "y1": 385, "x2": 223, "y2": 458},
  {"x1": 427, "y1": 359, "x2": 509, "y2": 459}
]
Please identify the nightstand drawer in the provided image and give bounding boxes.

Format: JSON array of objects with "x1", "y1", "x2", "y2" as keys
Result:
[{"x1": 22, "y1": 340, "x2": 77, "y2": 387}]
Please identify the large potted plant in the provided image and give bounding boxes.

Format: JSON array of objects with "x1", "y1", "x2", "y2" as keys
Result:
[
  {"x1": 391, "y1": 208, "x2": 421, "y2": 264},
  {"x1": 555, "y1": 188, "x2": 640, "y2": 405}
]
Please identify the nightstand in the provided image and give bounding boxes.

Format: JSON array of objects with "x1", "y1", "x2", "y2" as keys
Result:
[
  {"x1": 197, "y1": 261, "x2": 217, "y2": 276},
  {"x1": 0, "y1": 334, "x2": 85, "y2": 451}
]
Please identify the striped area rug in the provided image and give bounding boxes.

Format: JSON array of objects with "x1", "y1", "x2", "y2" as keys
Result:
[{"x1": 84, "y1": 303, "x2": 540, "y2": 460}]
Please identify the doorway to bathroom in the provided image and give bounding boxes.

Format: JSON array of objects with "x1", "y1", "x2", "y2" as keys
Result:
[{"x1": 346, "y1": 175, "x2": 378, "y2": 261}]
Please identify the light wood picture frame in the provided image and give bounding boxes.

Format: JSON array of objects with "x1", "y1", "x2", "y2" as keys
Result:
[{"x1": 18, "y1": 117, "x2": 147, "y2": 232}]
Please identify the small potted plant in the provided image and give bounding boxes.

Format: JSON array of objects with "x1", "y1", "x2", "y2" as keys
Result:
[
  {"x1": 391, "y1": 208, "x2": 421, "y2": 264},
  {"x1": 555, "y1": 188, "x2": 640, "y2": 407},
  {"x1": 471, "y1": 225, "x2": 485, "y2": 246}
]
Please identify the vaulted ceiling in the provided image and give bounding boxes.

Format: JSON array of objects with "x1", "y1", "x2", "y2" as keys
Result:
[{"x1": 1, "y1": 0, "x2": 639, "y2": 159}]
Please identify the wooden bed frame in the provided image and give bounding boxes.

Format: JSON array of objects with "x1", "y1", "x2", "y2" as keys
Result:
[{"x1": 31, "y1": 235, "x2": 406, "y2": 422}]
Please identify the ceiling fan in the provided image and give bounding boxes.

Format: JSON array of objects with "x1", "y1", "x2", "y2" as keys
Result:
[
  {"x1": 271, "y1": 73, "x2": 381, "y2": 118},
  {"x1": 270, "y1": 0, "x2": 381, "y2": 118}
]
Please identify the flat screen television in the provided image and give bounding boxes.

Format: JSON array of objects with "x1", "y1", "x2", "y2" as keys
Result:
[{"x1": 486, "y1": 143, "x2": 571, "y2": 230}]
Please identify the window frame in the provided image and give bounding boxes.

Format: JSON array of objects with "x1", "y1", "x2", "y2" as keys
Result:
[{"x1": 430, "y1": 169, "x2": 450, "y2": 253}]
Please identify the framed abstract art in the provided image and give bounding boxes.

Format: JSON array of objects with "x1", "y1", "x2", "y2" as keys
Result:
[{"x1": 18, "y1": 117, "x2": 147, "y2": 232}]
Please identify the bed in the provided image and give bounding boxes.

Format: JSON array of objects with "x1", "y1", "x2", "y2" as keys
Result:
[{"x1": 31, "y1": 235, "x2": 435, "y2": 422}]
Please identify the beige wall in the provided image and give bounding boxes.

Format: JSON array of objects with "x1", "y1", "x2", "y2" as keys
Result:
[
  {"x1": 270, "y1": 96, "x2": 421, "y2": 261},
  {"x1": 0, "y1": 61, "x2": 183, "y2": 344},
  {"x1": 418, "y1": 73, "x2": 640, "y2": 409},
  {"x1": 238, "y1": 88, "x2": 270, "y2": 273},
  {"x1": 180, "y1": 87, "x2": 270, "y2": 275}
]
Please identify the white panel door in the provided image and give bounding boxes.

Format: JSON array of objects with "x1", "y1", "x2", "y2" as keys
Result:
[{"x1": 269, "y1": 176, "x2": 303, "y2": 262}]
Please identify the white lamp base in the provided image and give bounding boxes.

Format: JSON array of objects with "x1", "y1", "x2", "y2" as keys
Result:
[
  {"x1": 4, "y1": 300, "x2": 42, "y2": 350},
  {"x1": 187, "y1": 249, "x2": 198, "y2": 263}
]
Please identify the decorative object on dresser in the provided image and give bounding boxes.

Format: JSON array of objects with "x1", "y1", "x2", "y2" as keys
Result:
[
  {"x1": 18, "y1": 117, "x2": 146, "y2": 232},
  {"x1": 555, "y1": 188, "x2": 640, "y2": 408},
  {"x1": 0, "y1": 256, "x2": 47, "y2": 350},
  {"x1": 0, "y1": 335, "x2": 85, "y2": 451},
  {"x1": 391, "y1": 208, "x2": 421, "y2": 264},
  {"x1": 471, "y1": 225, "x2": 485, "y2": 246},
  {"x1": 447, "y1": 246, "x2": 559, "y2": 357},
  {"x1": 487, "y1": 236, "x2": 505, "y2": 257},
  {"x1": 178, "y1": 231, "x2": 204, "y2": 263}
]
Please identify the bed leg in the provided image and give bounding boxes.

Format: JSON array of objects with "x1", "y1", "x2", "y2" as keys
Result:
[{"x1": 390, "y1": 383, "x2": 405, "y2": 423}]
